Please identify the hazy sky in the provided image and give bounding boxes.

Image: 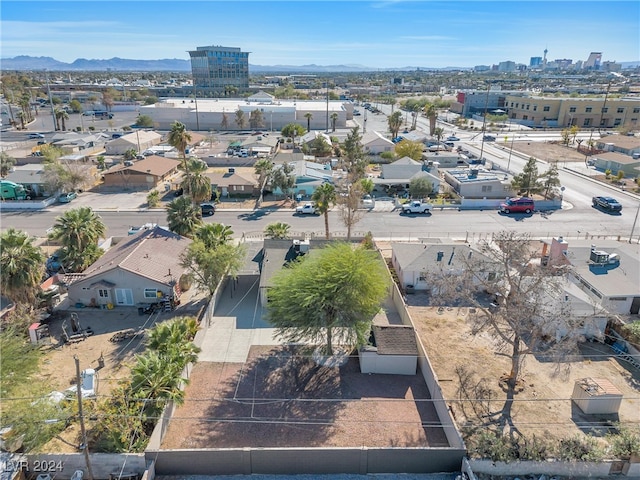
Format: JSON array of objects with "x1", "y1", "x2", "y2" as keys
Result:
[{"x1": 1, "y1": 1, "x2": 638, "y2": 68}]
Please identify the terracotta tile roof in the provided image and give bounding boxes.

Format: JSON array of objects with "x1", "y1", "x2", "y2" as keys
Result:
[{"x1": 104, "y1": 156, "x2": 181, "y2": 177}]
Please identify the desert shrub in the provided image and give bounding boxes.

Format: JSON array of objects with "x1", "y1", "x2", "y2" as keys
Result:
[
  {"x1": 556, "y1": 434, "x2": 605, "y2": 461},
  {"x1": 607, "y1": 425, "x2": 640, "y2": 458},
  {"x1": 515, "y1": 434, "x2": 552, "y2": 461},
  {"x1": 467, "y1": 430, "x2": 516, "y2": 462},
  {"x1": 621, "y1": 321, "x2": 640, "y2": 344}
]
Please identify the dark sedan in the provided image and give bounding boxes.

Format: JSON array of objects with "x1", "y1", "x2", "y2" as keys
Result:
[{"x1": 592, "y1": 196, "x2": 622, "y2": 212}]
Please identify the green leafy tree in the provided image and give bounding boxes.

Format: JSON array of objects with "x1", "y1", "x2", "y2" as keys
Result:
[
  {"x1": 49, "y1": 207, "x2": 106, "y2": 271},
  {"x1": 1, "y1": 152, "x2": 16, "y2": 177},
  {"x1": 395, "y1": 139, "x2": 424, "y2": 161},
  {"x1": 306, "y1": 136, "x2": 333, "y2": 157},
  {"x1": 570, "y1": 125, "x2": 580, "y2": 144},
  {"x1": 281, "y1": 123, "x2": 306, "y2": 149},
  {"x1": 234, "y1": 109, "x2": 246, "y2": 130},
  {"x1": 409, "y1": 176, "x2": 433, "y2": 199},
  {"x1": 560, "y1": 128, "x2": 571, "y2": 146},
  {"x1": 180, "y1": 158, "x2": 211, "y2": 203},
  {"x1": 388, "y1": 111, "x2": 403, "y2": 138},
  {"x1": 342, "y1": 126, "x2": 368, "y2": 181},
  {"x1": 312, "y1": 183, "x2": 337, "y2": 239},
  {"x1": 196, "y1": 223, "x2": 234, "y2": 249},
  {"x1": 68, "y1": 99, "x2": 82, "y2": 113},
  {"x1": 267, "y1": 243, "x2": 388, "y2": 356},
  {"x1": 271, "y1": 162, "x2": 296, "y2": 199},
  {"x1": 136, "y1": 114, "x2": 154, "y2": 127},
  {"x1": 541, "y1": 163, "x2": 561, "y2": 199},
  {"x1": 511, "y1": 157, "x2": 542, "y2": 196},
  {"x1": 433, "y1": 126, "x2": 445, "y2": 144},
  {"x1": 0, "y1": 229, "x2": 45, "y2": 303},
  {"x1": 180, "y1": 240, "x2": 246, "y2": 296},
  {"x1": 249, "y1": 109, "x2": 265, "y2": 130},
  {"x1": 360, "y1": 178, "x2": 374, "y2": 195},
  {"x1": 264, "y1": 222, "x2": 291, "y2": 239},
  {"x1": 166, "y1": 196, "x2": 202, "y2": 238},
  {"x1": 304, "y1": 112, "x2": 313, "y2": 132}
]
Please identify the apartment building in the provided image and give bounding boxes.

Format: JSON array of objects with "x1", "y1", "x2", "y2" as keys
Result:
[
  {"x1": 503, "y1": 95, "x2": 640, "y2": 129},
  {"x1": 188, "y1": 45, "x2": 250, "y2": 93}
]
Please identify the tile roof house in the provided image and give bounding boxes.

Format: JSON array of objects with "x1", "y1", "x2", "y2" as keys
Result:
[
  {"x1": 64, "y1": 227, "x2": 192, "y2": 308},
  {"x1": 101, "y1": 155, "x2": 180, "y2": 190},
  {"x1": 541, "y1": 236, "x2": 640, "y2": 315}
]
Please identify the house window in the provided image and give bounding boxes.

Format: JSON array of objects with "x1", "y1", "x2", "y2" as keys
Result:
[
  {"x1": 633, "y1": 108, "x2": 640, "y2": 113},
  {"x1": 614, "y1": 118, "x2": 622, "y2": 126},
  {"x1": 585, "y1": 107, "x2": 592, "y2": 113},
  {"x1": 482, "y1": 185, "x2": 492, "y2": 192},
  {"x1": 515, "y1": 103, "x2": 519, "y2": 108},
  {"x1": 144, "y1": 288, "x2": 158, "y2": 299},
  {"x1": 569, "y1": 107, "x2": 576, "y2": 113},
  {"x1": 583, "y1": 118, "x2": 591, "y2": 126},
  {"x1": 617, "y1": 108, "x2": 624, "y2": 113},
  {"x1": 602, "y1": 107, "x2": 608, "y2": 113},
  {"x1": 526, "y1": 104, "x2": 530, "y2": 110},
  {"x1": 237, "y1": 185, "x2": 245, "y2": 191},
  {"x1": 523, "y1": 115, "x2": 528, "y2": 120},
  {"x1": 543, "y1": 106, "x2": 550, "y2": 112},
  {"x1": 533, "y1": 105, "x2": 537, "y2": 111},
  {"x1": 98, "y1": 289, "x2": 109, "y2": 298}
]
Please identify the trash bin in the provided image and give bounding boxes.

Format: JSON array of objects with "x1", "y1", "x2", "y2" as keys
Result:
[
  {"x1": 405, "y1": 285, "x2": 415, "y2": 294},
  {"x1": 138, "y1": 307, "x2": 145, "y2": 316}
]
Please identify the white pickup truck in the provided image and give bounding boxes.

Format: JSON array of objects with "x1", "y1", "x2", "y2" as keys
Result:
[
  {"x1": 401, "y1": 200, "x2": 433, "y2": 214},
  {"x1": 295, "y1": 203, "x2": 318, "y2": 215}
]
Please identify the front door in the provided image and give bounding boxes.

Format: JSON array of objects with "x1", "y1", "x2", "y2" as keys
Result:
[
  {"x1": 96, "y1": 288, "x2": 111, "y2": 306},
  {"x1": 114, "y1": 288, "x2": 134, "y2": 306}
]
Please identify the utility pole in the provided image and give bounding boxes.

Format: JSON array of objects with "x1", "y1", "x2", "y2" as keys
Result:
[
  {"x1": 478, "y1": 82, "x2": 491, "y2": 162},
  {"x1": 325, "y1": 81, "x2": 329, "y2": 133},
  {"x1": 74, "y1": 356, "x2": 95, "y2": 480},
  {"x1": 45, "y1": 70, "x2": 57, "y2": 131}
]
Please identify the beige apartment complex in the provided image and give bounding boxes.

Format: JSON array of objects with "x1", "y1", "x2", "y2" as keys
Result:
[{"x1": 504, "y1": 95, "x2": 640, "y2": 129}]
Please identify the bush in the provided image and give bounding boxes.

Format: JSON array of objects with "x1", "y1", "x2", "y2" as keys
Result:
[
  {"x1": 621, "y1": 321, "x2": 640, "y2": 345},
  {"x1": 468, "y1": 430, "x2": 515, "y2": 462},
  {"x1": 556, "y1": 434, "x2": 605, "y2": 462},
  {"x1": 607, "y1": 425, "x2": 640, "y2": 458}
]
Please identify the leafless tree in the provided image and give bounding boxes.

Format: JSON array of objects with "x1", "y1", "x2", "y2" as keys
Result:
[{"x1": 337, "y1": 182, "x2": 364, "y2": 240}]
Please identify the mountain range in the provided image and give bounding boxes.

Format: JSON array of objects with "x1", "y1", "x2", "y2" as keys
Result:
[
  {"x1": 0, "y1": 55, "x2": 471, "y2": 73},
  {"x1": 1, "y1": 55, "x2": 638, "y2": 73}
]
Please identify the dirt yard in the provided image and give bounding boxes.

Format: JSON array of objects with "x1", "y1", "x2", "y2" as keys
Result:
[
  {"x1": 161, "y1": 345, "x2": 450, "y2": 449},
  {"x1": 408, "y1": 303, "x2": 640, "y2": 443},
  {"x1": 510, "y1": 141, "x2": 587, "y2": 164}
]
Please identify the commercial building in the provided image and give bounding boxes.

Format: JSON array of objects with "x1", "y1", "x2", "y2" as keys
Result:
[{"x1": 188, "y1": 45, "x2": 250, "y2": 93}]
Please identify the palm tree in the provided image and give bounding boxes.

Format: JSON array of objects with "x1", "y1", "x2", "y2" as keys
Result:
[
  {"x1": 423, "y1": 103, "x2": 438, "y2": 136},
  {"x1": 196, "y1": 223, "x2": 234, "y2": 249},
  {"x1": 0, "y1": 228, "x2": 45, "y2": 303},
  {"x1": 254, "y1": 158, "x2": 273, "y2": 196},
  {"x1": 55, "y1": 108, "x2": 69, "y2": 131},
  {"x1": 264, "y1": 222, "x2": 291, "y2": 239},
  {"x1": 49, "y1": 207, "x2": 106, "y2": 271},
  {"x1": 330, "y1": 112, "x2": 338, "y2": 132},
  {"x1": 180, "y1": 158, "x2": 211, "y2": 203},
  {"x1": 388, "y1": 111, "x2": 403, "y2": 138},
  {"x1": 434, "y1": 127, "x2": 445, "y2": 144},
  {"x1": 312, "y1": 183, "x2": 337, "y2": 239},
  {"x1": 167, "y1": 121, "x2": 192, "y2": 170},
  {"x1": 304, "y1": 112, "x2": 313, "y2": 132},
  {"x1": 167, "y1": 196, "x2": 202, "y2": 238}
]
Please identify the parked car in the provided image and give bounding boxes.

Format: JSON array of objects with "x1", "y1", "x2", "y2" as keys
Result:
[
  {"x1": 174, "y1": 187, "x2": 184, "y2": 197},
  {"x1": 401, "y1": 200, "x2": 433, "y2": 214},
  {"x1": 295, "y1": 203, "x2": 318, "y2": 215},
  {"x1": 446, "y1": 136, "x2": 460, "y2": 142},
  {"x1": 500, "y1": 197, "x2": 534, "y2": 214},
  {"x1": 58, "y1": 192, "x2": 77, "y2": 203},
  {"x1": 592, "y1": 196, "x2": 622, "y2": 212},
  {"x1": 200, "y1": 203, "x2": 216, "y2": 216},
  {"x1": 128, "y1": 223, "x2": 158, "y2": 235},
  {"x1": 483, "y1": 135, "x2": 496, "y2": 142}
]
